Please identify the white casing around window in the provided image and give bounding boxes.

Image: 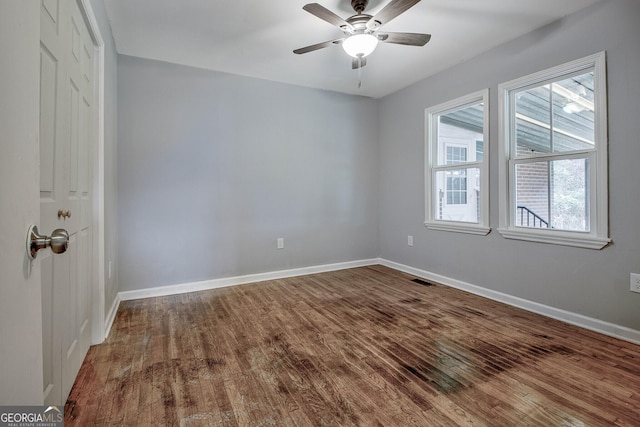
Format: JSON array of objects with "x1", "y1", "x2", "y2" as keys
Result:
[
  {"x1": 425, "y1": 89, "x2": 490, "y2": 235},
  {"x1": 497, "y1": 51, "x2": 610, "y2": 249}
]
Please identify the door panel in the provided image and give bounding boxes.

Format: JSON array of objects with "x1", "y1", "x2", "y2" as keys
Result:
[
  {"x1": 69, "y1": 82, "x2": 80, "y2": 198},
  {"x1": 62, "y1": 238, "x2": 78, "y2": 397},
  {"x1": 40, "y1": 0, "x2": 94, "y2": 405},
  {"x1": 40, "y1": 253, "x2": 60, "y2": 403},
  {"x1": 42, "y1": 0, "x2": 58, "y2": 25},
  {"x1": 39, "y1": 48, "x2": 57, "y2": 195}
]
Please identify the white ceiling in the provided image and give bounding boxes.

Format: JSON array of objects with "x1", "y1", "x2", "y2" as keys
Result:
[{"x1": 104, "y1": 0, "x2": 600, "y2": 99}]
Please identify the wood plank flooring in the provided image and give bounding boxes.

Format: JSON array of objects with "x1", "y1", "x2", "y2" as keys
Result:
[{"x1": 65, "y1": 266, "x2": 640, "y2": 426}]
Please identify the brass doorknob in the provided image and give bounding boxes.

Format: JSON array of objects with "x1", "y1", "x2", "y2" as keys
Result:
[{"x1": 27, "y1": 225, "x2": 69, "y2": 260}]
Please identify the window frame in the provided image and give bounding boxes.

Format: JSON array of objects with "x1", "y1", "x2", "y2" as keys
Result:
[
  {"x1": 425, "y1": 89, "x2": 490, "y2": 235},
  {"x1": 497, "y1": 52, "x2": 610, "y2": 249}
]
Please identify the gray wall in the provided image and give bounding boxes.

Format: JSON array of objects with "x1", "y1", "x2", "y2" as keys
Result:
[
  {"x1": 117, "y1": 56, "x2": 379, "y2": 291},
  {"x1": 89, "y1": 0, "x2": 119, "y2": 320},
  {"x1": 378, "y1": 0, "x2": 640, "y2": 330}
]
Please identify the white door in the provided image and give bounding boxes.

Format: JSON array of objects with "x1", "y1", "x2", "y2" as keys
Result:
[{"x1": 40, "y1": 0, "x2": 95, "y2": 405}]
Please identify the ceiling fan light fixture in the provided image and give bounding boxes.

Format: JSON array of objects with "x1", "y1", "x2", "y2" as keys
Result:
[
  {"x1": 562, "y1": 101, "x2": 586, "y2": 114},
  {"x1": 294, "y1": 0, "x2": 430, "y2": 69},
  {"x1": 342, "y1": 33, "x2": 378, "y2": 58}
]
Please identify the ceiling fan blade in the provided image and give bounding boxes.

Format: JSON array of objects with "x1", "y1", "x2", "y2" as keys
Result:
[
  {"x1": 303, "y1": 3, "x2": 355, "y2": 32},
  {"x1": 366, "y1": 0, "x2": 421, "y2": 30},
  {"x1": 378, "y1": 32, "x2": 431, "y2": 46},
  {"x1": 293, "y1": 38, "x2": 344, "y2": 55},
  {"x1": 352, "y1": 56, "x2": 367, "y2": 69}
]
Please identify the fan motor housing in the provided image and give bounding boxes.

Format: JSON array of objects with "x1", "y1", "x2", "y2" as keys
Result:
[
  {"x1": 351, "y1": 0, "x2": 368, "y2": 14},
  {"x1": 345, "y1": 14, "x2": 374, "y2": 33}
]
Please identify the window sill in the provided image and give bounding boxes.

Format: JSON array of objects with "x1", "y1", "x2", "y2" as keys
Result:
[
  {"x1": 425, "y1": 221, "x2": 491, "y2": 236},
  {"x1": 498, "y1": 228, "x2": 611, "y2": 250}
]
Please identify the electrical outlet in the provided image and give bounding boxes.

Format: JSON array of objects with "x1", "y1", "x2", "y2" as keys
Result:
[
  {"x1": 408, "y1": 236, "x2": 414, "y2": 247},
  {"x1": 277, "y1": 238, "x2": 284, "y2": 249},
  {"x1": 631, "y1": 273, "x2": 640, "y2": 293}
]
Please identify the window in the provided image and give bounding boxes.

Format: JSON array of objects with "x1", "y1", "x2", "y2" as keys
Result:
[
  {"x1": 498, "y1": 52, "x2": 610, "y2": 249},
  {"x1": 445, "y1": 146, "x2": 468, "y2": 205},
  {"x1": 425, "y1": 89, "x2": 489, "y2": 235}
]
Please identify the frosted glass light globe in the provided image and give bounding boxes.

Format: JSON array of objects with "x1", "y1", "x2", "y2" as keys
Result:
[{"x1": 342, "y1": 34, "x2": 378, "y2": 58}]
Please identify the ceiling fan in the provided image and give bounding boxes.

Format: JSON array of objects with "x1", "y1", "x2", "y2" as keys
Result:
[{"x1": 293, "y1": 0, "x2": 431, "y2": 69}]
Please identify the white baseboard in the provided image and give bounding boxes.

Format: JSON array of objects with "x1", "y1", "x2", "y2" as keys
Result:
[
  {"x1": 379, "y1": 258, "x2": 640, "y2": 346},
  {"x1": 104, "y1": 293, "x2": 121, "y2": 339},
  {"x1": 117, "y1": 258, "x2": 380, "y2": 302}
]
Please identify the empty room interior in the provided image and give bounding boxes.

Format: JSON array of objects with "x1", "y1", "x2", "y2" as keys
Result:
[{"x1": 2, "y1": 0, "x2": 640, "y2": 425}]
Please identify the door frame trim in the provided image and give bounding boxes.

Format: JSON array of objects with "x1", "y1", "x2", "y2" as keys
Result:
[{"x1": 77, "y1": 0, "x2": 106, "y2": 344}]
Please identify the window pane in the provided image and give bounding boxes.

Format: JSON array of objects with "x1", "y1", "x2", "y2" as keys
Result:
[
  {"x1": 436, "y1": 103, "x2": 484, "y2": 166},
  {"x1": 435, "y1": 168, "x2": 480, "y2": 223},
  {"x1": 476, "y1": 140, "x2": 484, "y2": 161},
  {"x1": 515, "y1": 71, "x2": 595, "y2": 157},
  {"x1": 516, "y1": 118, "x2": 551, "y2": 155},
  {"x1": 515, "y1": 158, "x2": 589, "y2": 231},
  {"x1": 552, "y1": 73, "x2": 595, "y2": 151},
  {"x1": 516, "y1": 85, "x2": 551, "y2": 155},
  {"x1": 515, "y1": 162, "x2": 549, "y2": 227},
  {"x1": 551, "y1": 158, "x2": 589, "y2": 231},
  {"x1": 446, "y1": 145, "x2": 467, "y2": 165}
]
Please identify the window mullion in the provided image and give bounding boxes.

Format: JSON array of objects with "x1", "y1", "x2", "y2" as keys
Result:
[
  {"x1": 433, "y1": 162, "x2": 482, "y2": 172},
  {"x1": 549, "y1": 83, "x2": 555, "y2": 153},
  {"x1": 513, "y1": 151, "x2": 592, "y2": 164}
]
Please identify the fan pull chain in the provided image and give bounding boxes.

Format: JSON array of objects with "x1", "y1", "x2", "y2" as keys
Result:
[{"x1": 357, "y1": 55, "x2": 363, "y2": 89}]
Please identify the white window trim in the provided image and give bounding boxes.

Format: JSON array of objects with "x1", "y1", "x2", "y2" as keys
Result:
[
  {"x1": 497, "y1": 52, "x2": 610, "y2": 249},
  {"x1": 425, "y1": 89, "x2": 490, "y2": 235}
]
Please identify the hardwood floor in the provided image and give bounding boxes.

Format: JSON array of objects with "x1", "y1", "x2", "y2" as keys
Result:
[{"x1": 65, "y1": 266, "x2": 640, "y2": 426}]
